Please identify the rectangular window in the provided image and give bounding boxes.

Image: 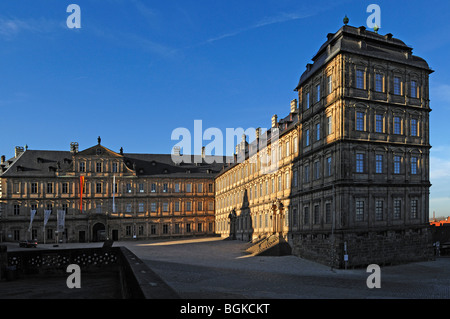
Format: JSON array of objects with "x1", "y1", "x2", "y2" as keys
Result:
[
  {"x1": 315, "y1": 84, "x2": 321, "y2": 103},
  {"x1": 139, "y1": 203, "x2": 144, "y2": 213},
  {"x1": 327, "y1": 75, "x2": 332, "y2": 95},
  {"x1": 356, "y1": 200, "x2": 364, "y2": 222},
  {"x1": 327, "y1": 116, "x2": 332, "y2": 135},
  {"x1": 356, "y1": 153, "x2": 364, "y2": 173},
  {"x1": 356, "y1": 112, "x2": 365, "y2": 131},
  {"x1": 79, "y1": 162, "x2": 85, "y2": 172},
  {"x1": 314, "y1": 161, "x2": 320, "y2": 180},
  {"x1": 411, "y1": 157, "x2": 418, "y2": 175},
  {"x1": 198, "y1": 201, "x2": 203, "y2": 211},
  {"x1": 151, "y1": 183, "x2": 156, "y2": 193},
  {"x1": 186, "y1": 223, "x2": 191, "y2": 233},
  {"x1": 316, "y1": 123, "x2": 321, "y2": 141},
  {"x1": 293, "y1": 170, "x2": 298, "y2": 187},
  {"x1": 304, "y1": 206, "x2": 309, "y2": 225},
  {"x1": 186, "y1": 183, "x2": 192, "y2": 193},
  {"x1": 126, "y1": 203, "x2": 132, "y2": 213},
  {"x1": 208, "y1": 183, "x2": 213, "y2": 193},
  {"x1": 186, "y1": 201, "x2": 192, "y2": 211},
  {"x1": 96, "y1": 162, "x2": 102, "y2": 173},
  {"x1": 394, "y1": 77, "x2": 401, "y2": 95},
  {"x1": 47, "y1": 183, "x2": 53, "y2": 194},
  {"x1": 314, "y1": 205, "x2": 320, "y2": 224},
  {"x1": 356, "y1": 70, "x2": 365, "y2": 89},
  {"x1": 411, "y1": 80, "x2": 417, "y2": 98},
  {"x1": 198, "y1": 183, "x2": 203, "y2": 193},
  {"x1": 411, "y1": 119, "x2": 418, "y2": 137},
  {"x1": 325, "y1": 203, "x2": 332, "y2": 224},
  {"x1": 208, "y1": 201, "x2": 214, "y2": 211},
  {"x1": 305, "y1": 92, "x2": 310, "y2": 110},
  {"x1": 394, "y1": 156, "x2": 401, "y2": 174},
  {"x1": 411, "y1": 200, "x2": 418, "y2": 219},
  {"x1": 96, "y1": 183, "x2": 102, "y2": 194},
  {"x1": 375, "y1": 73, "x2": 383, "y2": 92},
  {"x1": 394, "y1": 117, "x2": 401, "y2": 134},
  {"x1": 163, "y1": 224, "x2": 169, "y2": 234},
  {"x1": 62, "y1": 183, "x2": 68, "y2": 194},
  {"x1": 13, "y1": 204, "x2": 20, "y2": 216},
  {"x1": 326, "y1": 157, "x2": 332, "y2": 176},
  {"x1": 31, "y1": 182, "x2": 38, "y2": 194},
  {"x1": 139, "y1": 183, "x2": 144, "y2": 193},
  {"x1": 163, "y1": 183, "x2": 168, "y2": 193},
  {"x1": 375, "y1": 200, "x2": 383, "y2": 221},
  {"x1": 294, "y1": 137, "x2": 298, "y2": 153},
  {"x1": 150, "y1": 202, "x2": 157, "y2": 212},
  {"x1": 305, "y1": 130, "x2": 310, "y2": 146},
  {"x1": 394, "y1": 200, "x2": 401, "y2": 220},
  {"x1": 126, "y1": 183, "x2": 132, "y2": 193},
  {"x1": 174, "y1": 183, "x2": 180, "y2": 193},
  {"x1": 174, "y1": 202, "x2": 180, "y2": 212},
  {"x1": 278, "y1": 176, "x2": 282, "y2": 191},
  {"x1": 112, "y1": 163, "x2": 118, "y2": 173},
  {"x1": 163, "y1": 202, "x2": 169, "y2": 212},
  {"x1": 304, "y1": 165, "x2": 310, "y2": 183},
  {"x1": 376, "y1": 155, "x2": 383, "y2": 174},
  {"x1": 375, "y1": 114, "x2": 383, "y2": 133}
]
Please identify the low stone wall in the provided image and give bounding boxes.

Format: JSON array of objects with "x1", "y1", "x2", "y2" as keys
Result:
[{"x1": 290, "y1": 226, "x2": 434, "y2": 269}]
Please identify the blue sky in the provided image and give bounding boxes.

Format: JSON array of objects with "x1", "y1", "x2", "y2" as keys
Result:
[{"x1": 0, "y1": 0, "x2": 449, "y2": 217}]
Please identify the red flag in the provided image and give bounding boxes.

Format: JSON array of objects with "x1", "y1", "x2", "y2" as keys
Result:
[{"x1": 80, "y1": 176, "x2": 85, "y2": 213}]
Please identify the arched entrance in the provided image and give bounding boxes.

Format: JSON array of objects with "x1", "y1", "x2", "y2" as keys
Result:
[{"x1": 92, "y1": 223, "x2": 106, "y2": 242}]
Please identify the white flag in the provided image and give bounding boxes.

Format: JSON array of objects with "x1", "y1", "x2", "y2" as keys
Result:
[
  {"x1": 28, "y1": 210, "x2": 37, "y2": 232},
  {"x1": 57, "y1": 210, "x2": 66, "y2": 233},
  {"x1": 44, "y1": 210, "x2": 52, "y2": 227}
]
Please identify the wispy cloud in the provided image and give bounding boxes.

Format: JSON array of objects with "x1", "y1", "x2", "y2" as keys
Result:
[
  {"x1": 202, "y1": 12, "x2": 312, "y2": 45},
  {"x1": 0, "y1": 16, "x2": 61, "y2": 39}
]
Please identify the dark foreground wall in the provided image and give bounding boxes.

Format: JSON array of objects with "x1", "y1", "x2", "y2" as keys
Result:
[
  {"x1": 290, "y1": 226, "x2": 434, "y2": 269},
  {"x1": 0, "y1": 246, "x2": 179, "y2": 299}
]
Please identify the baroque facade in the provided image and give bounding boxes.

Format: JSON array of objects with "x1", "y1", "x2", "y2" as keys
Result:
[
  {"x1": 215, "y1": 25, "x2": 433, "y2": 268},
  {"x1": 0, "y1": 139, "x2": 225, "y2": 243},
  {"x1": 0, "y1": 24, "x2": 434, "y2": 268}
]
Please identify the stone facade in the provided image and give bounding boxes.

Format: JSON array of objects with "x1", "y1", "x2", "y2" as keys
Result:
[
  {"x1": 0, "y1": 142, "x2": 225, "y2": 243},
  {"x1": 215, "y1": 25, "x2": 434, "y2": 268}
]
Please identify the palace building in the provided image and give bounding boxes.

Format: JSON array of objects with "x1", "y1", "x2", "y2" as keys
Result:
[
  {"x1": 0, "y1": 24, "x2": 434, "y2": 268},
  {"x1": 0, "y1": 139, "x2": 225, "y2": 243},
  {"x1": 215, "y1": 24, "x2": 434, "y2": 268}
]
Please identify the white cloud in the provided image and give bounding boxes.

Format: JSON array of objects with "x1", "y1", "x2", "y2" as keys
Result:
[{"x1": 430, "y1": 156, "x2": 450, "y2": 180}]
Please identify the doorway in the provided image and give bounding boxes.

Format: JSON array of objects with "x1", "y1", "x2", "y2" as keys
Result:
[{"x1": 92, "y1": 223, "x2": 106, "y2": 242}]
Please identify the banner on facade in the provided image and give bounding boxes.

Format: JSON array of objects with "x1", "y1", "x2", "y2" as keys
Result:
[
  {"x1": 80, "y1": 176, "x2": 85, "y2": 213},
  {"x1": 43, "y1": 209, "x2": 52, "y2": 227},
  {"x1": 28, "y1": 209, "x2": 37, "y2": 232},
  {"x1": 57, "y1": 210, "x2": 66, "y2": 233}
]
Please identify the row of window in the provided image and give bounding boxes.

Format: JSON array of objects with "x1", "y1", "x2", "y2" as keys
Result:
[
  {"x1": 14, "y1": 181, "x2": 214, "y2": 195},
  {"x1": 355, "y1": 199, "x2": 419, "y2": 222},
  {"x1": 356, "y1": 111, "x2": 420, "y2": 136},
  {"x1": 356, "y1": 70, "x2": 420, "y2": 98},
  {"x1": 78, "y1": 161, "x2": 120, "y2": 173},
  {"x1": 304, "y1": 75, "x2": 334, "y2": 109},
  {"x1": 10, "y1": 200, "x2": 215, "y2": 215},
  {"x1": 355, "y1": 153, "x2": 420, "y2": 174}
]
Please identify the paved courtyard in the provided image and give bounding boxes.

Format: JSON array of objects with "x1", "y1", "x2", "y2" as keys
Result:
[
  {"x1": 117, "y1": 237, "x2": 450, "y2": 299},
  {"x1": 3, "y1": 237, "x2": 450, "y2": 299}
]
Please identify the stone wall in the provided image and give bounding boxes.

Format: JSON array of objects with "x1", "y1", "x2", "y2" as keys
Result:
[{"x1": 290, "y1": 226, "x2": 434, "y2": 269}]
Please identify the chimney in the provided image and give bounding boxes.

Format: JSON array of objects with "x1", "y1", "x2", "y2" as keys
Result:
[
  {"x1": 1, "y1": 155, "x2": 5, "y2": 164},
  {"x1": 256, "y1": 128, "x2": 261, "y2": 140},
  {"x1": 70, "y1": 142, "x2": 79, "y2": 154},
  {"x1": 202, "y1": 146, "x2": 206, "y2": 159},
  {"x1": 15, "y1": 146, "x2": 24, "y2": 157},
  {"x1": 290, "y1": 99, "x2": 298, "y2": 113},
  {"x1": 272, "y1": 115, "x2": 278, "y2": 128}
]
